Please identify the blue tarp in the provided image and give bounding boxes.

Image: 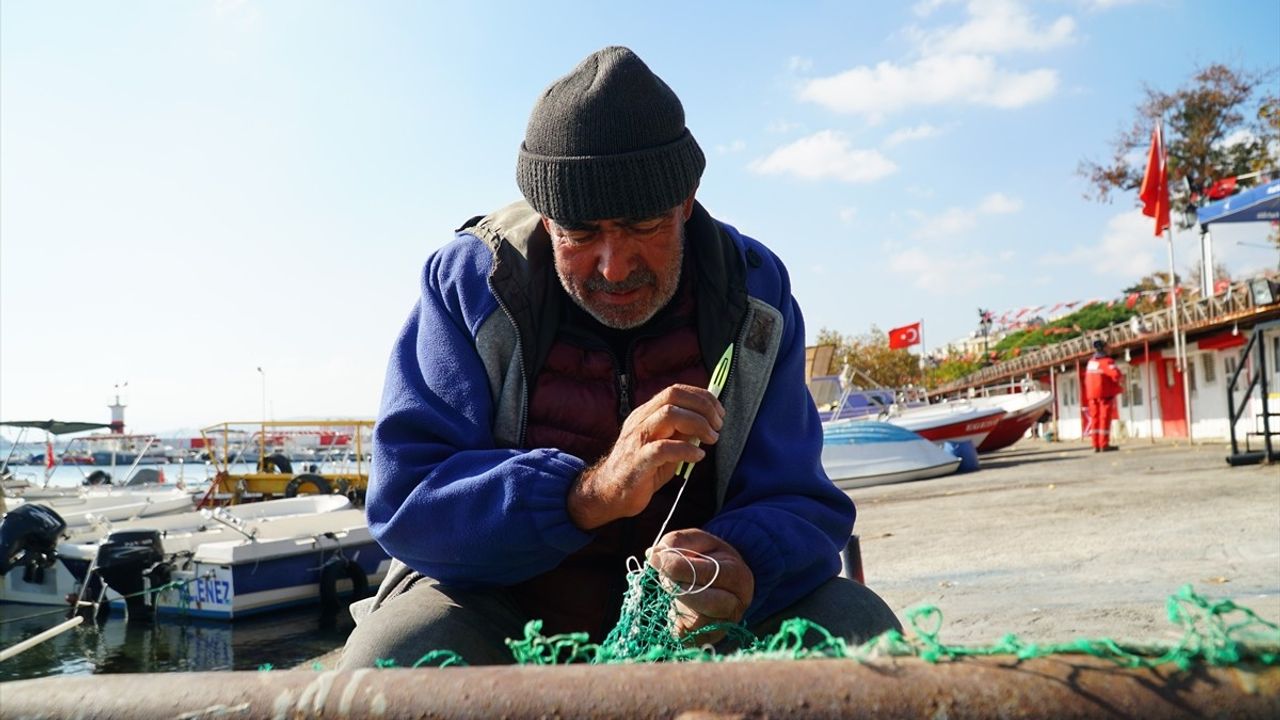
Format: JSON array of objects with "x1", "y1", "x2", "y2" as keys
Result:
[{"x1": 1196, "y1": 178, "x2": 1280, "y2": 226}]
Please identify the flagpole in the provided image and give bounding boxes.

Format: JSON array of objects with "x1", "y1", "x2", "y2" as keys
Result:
[
  {"x1": 918, "y1": 318, "x2": 926, "y2": 377},
  {"x1": 1166, "y1": 227, "x2": 1193, "y2": 443}
]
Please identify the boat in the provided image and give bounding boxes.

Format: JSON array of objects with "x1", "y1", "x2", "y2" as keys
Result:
[
  {"x1": 808, "y1": 367, "x2": 993, "y2": 443},
  {"x1": 1, "y1": 486, "x2": 196, "y2": 527},
  {"x1": 829, "y1": 400, "x2": 1006, "y2": 447},
  {"x1": 822, "y1": 421, "x2": 961, "y2": 489},
  {"x1": 198, "y1": 420, "x2": 374, "y2": 504},
  {"x1": 967, "y1": 389, "x2": 1054, "y2": 453},
  {"x1": 0, "y1": 496, "x2": 378, "y2": 616},
  {"x1": 808, "y1": 372, "x2": 929, "y2": 423}
]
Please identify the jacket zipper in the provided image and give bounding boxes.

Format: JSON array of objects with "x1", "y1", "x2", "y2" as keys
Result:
[{"x1": 487, "y1": 278, "x2": 531, "y2": 446}]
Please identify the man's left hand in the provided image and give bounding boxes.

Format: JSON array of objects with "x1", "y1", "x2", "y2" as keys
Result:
[{"x1": 648, "y1": 528, "x2": 754, "y2": 641}]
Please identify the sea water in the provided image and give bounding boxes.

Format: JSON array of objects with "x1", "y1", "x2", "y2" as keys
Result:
[
  {"x1": 0, "y1": 461, "x2": 358, "y2": 679},
  {"x1": 0, "y1": 603, "x2": 355, "y2": 679}
]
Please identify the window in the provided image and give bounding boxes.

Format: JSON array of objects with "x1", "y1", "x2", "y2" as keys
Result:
[
  {"x1": 1225, "y1": 355, "x2": 1238, "y2": 381},
  {"x1": 1187, "y1": 357, "x2": 1197, "y2": 397},
  {"x1": 1273, "y1": 336, "x2": 1280, "y2": 376},
  {"x1": 1127, "y1": 367, "x2": 1143, "y2": 406},
  {"x1": 1203, "y1": 354, "x2": 1216, "y2": 385}
]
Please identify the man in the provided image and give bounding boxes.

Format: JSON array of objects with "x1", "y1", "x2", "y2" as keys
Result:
[
  {"x1": 1085, "y1": 339, "x2": 1124, "y2": 452},
  {"x1": 340, "y1": 46, "x2": 899, "y2": 668}
]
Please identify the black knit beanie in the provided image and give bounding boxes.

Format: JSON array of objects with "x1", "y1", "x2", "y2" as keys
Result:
[{"x1": 517, "y1": 46, "x2": 706, "y2": 223}]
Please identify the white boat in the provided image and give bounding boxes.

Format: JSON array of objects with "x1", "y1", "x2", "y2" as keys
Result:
[
  {"x1": 2, "y1": 486, "x2": 196, "y2": 528},
  {"x1": 966, "y1": 389, "x2": 1054, "y2": 453},
  {"x1": 0, "y1": 496, "x2": 378, "y2": 616},
  {"x1": 857, "y1": 401, "x2": 1007, "y2": 446},
  {"x1": 822, "y1": 421, "x2": 962, "y2": 489}
]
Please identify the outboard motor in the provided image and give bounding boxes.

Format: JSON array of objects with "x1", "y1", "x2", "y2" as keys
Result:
[
  {"x1": 93, "y1": 529, "x2": 164, "y2": 623},
  {"x1": 0, "y1": 504, "x2": 67, "y2": 581}
]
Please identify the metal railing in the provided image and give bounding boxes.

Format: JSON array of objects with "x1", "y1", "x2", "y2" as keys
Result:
[
  {"x1": 934, "y1": 283, "x2": 1277, "y2": 395},
  {"x1": 1226, "y1": 319, "x2": 1278, "y2": 465}
]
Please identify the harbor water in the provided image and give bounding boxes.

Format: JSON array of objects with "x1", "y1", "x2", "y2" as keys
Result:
[{"x1": 1, "y1": 461, "x2": 359, "y2": 680}]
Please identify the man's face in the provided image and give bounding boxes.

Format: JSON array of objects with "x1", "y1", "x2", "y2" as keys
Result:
[{"x1": 544, "y1": 198, "x2": 692, "y2": 330}]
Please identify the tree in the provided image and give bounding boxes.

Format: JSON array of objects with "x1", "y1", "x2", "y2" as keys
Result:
[
  {"x1": 1079, "y1": 64, "x2": 1278, "y2": 229},
  {"x1": 814, "y1": 327, "x2": 923, "y2": 389}
]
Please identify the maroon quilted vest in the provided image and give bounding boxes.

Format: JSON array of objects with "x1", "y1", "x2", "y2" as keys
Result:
[{"x1": 513, "y1": 274, "x2": 717, "y2": 639}]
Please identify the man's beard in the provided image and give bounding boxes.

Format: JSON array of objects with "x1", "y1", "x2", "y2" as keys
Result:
[{"x1": 555, "y1": 239, "x2": 684, "y2": 330}]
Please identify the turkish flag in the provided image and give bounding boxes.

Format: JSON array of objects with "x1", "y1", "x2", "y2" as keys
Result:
[
  {"x1": 45, "y1": 440, "x2": 55, "y2": 470},
  {"x1": 888, "y1": 322, "x2": 922, "y2": 349},
  {"x1": 1139, "y1": 124, "x2": 1171, "y2": 236},
  {"x1": 1206, "y1": 176, "x2": 1238, "y2": 200}
]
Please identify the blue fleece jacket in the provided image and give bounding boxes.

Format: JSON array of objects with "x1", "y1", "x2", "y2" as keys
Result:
[{"x1": 367, "y1": 206, "x2": 854, "y2": 624}]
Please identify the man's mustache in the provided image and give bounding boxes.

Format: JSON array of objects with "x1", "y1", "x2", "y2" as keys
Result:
[{"x1": 585, "y1": 268, "x2": 656, "y2": 293}]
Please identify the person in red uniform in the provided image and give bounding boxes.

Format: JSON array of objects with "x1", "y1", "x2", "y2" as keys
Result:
[{"x1": 1084, "y1": 339, "x2": 1124, "y2": 452}]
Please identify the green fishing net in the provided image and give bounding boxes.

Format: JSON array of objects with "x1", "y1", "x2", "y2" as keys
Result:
[{"x1": 384, "y1": 569, "x2": 1280, "y2": 670}]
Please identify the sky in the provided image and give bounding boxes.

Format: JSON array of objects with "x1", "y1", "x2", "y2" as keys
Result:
[{"x1": 2, "y1": 0, "x2": 1278, "y2": 435}]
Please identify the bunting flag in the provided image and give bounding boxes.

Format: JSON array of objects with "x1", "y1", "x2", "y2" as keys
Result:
[
  {"x1": 1126, "y1": 293, "x2": 1139, "y2": 309},
  {"x1": 887, "y1": 322, "x2": 922, "y2": 349},
  {"x1": 1139, "y1": 123, "x2": 1171, "y2": 236}
]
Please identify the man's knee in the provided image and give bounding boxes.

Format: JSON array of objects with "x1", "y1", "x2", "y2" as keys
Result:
[
  {"x1": 338, "y1": 580, "x2": 526, "y2": 668},
  {"x1": 751, "y1": 576, "x2": 901, "y2": 645}
]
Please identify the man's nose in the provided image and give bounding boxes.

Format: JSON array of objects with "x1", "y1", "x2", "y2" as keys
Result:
[{"x1": 596, "y1": 234, "x2": 634, "y2": 282}]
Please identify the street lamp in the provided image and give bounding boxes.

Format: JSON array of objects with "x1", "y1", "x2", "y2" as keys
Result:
[
  {"x1": 977, "y1": 308, "x2": 994, "y2": 362},
  {"x1": 256, "y1": 367, "x2": 267, "y2": 461}
]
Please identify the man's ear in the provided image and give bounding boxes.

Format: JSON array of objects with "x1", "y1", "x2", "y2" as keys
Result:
[
  {"x1": 681, "y1": 188, "x2": 698, "y2": 221},
  {"x1": 540, "y1": 216, "x2": 555, "y2": 234}
]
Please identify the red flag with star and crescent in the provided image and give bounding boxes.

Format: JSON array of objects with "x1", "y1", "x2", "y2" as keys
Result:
[{"x1": 888, "y1": 322, "x2": 922, "y2": 350}]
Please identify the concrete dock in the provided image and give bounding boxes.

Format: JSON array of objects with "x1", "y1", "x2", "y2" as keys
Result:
[{"x1": 850, "y1": 438, "x2": 1280, "y2": 646}]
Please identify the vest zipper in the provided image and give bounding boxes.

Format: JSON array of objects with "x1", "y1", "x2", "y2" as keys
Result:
[
  {"x1": 487, "y1": 278, "x2": 530, "y2": 446},
  {"x1": 617, "y1": 369, "x2": 632, "y2": 422}
]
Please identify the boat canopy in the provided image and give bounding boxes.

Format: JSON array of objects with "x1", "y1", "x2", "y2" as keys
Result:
[
  {"x1": 1196, "y1": 179, "x2": 1280, "y2": 226},
  {"x1": 0, "y1": 420, "x2": 113, "y2": 435}
]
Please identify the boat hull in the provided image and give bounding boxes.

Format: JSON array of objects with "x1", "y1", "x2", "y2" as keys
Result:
[
  {"x1": 822, "y1": 422, "x2": 963, "y2": 489},
  {"x1": 973, "y1": 391, "x2": 1054, "y2": 453}
]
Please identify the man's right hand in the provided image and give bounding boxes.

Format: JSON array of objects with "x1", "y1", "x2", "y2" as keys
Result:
[{"x1": 567, "y1": 384, "x2": 725, "y2": 530}]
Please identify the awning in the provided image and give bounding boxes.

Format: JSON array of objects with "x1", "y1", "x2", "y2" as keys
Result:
[
  {"x1": 1196, "y1": 179, "x2": 1280, "y2": 226},
  {"x1": 0, "y1": 420, "x2": 113, "y2": 435}
]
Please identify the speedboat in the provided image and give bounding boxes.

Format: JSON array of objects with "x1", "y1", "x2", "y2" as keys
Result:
[
  {"x1": 967, "y1": 390, "x2": 1054, "y2": 453},
  {"x1": 822, "y1": 421, "x2": 961, "y2": 489},
  {"x1": 1, "y1": 486, "x2": 196, "y2": 527},
  {"x1": 841, "y1": 402, "x2": 1006, "y2": 446},
  {"x1": 0, "y1": 496, "x2": 380, "y2": 617}
]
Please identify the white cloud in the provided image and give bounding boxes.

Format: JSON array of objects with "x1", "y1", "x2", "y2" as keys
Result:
[
  {"x1": 1040, "y1": 210, "x2": 1161, "y2": 277},
  {"x1": 915, "y1": 207, "x2": 980, "y2": 238},
  {"x1": 978, "y1": 192, "x2": 1021, "y2": 214},
  {"x1": 884, "y1": 123, "x2": 943, "y2": 146},
  {"x1": 912, "y1": 0, "x2": 1077, "y2": 56},
  {"x1": 912, "y1": 0, "x2": 955, "y2": 17},
  {"x1": 749, "y1": 130, "x2": 898, "y2": 183},
  {"x1": 889, "y1": 247, "x2": 1006, "y2": 292},
  {"x1": 799, "y1": 54, "x2": 1057, "y2": 119},
  {"x1": 838, "y1": 207, "x2": 858, "y2": 224},
  {"x1": 715, "y1": 139, "x2": 747, "y2": 155},
  {"x1": 913, "y1": 191, "x2": 1022, "y2": 238},
  {"x1": 767, "y1": 120, "x2": 804, "y2": 134},
  {"x1": 787, "y1": 56, "x2": 813, "y2": 73},
  {"x1": 1081, "y1": 0, "x2": 1146, "y2": 10},
  {"x1": 1220, "y1": 127, "x2": 1256, "y2": 149}
]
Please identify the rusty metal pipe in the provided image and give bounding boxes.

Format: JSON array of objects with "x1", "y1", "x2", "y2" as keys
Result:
[{"x1": 3, "y1": 656, "x2": 1278, "y2": 719}]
